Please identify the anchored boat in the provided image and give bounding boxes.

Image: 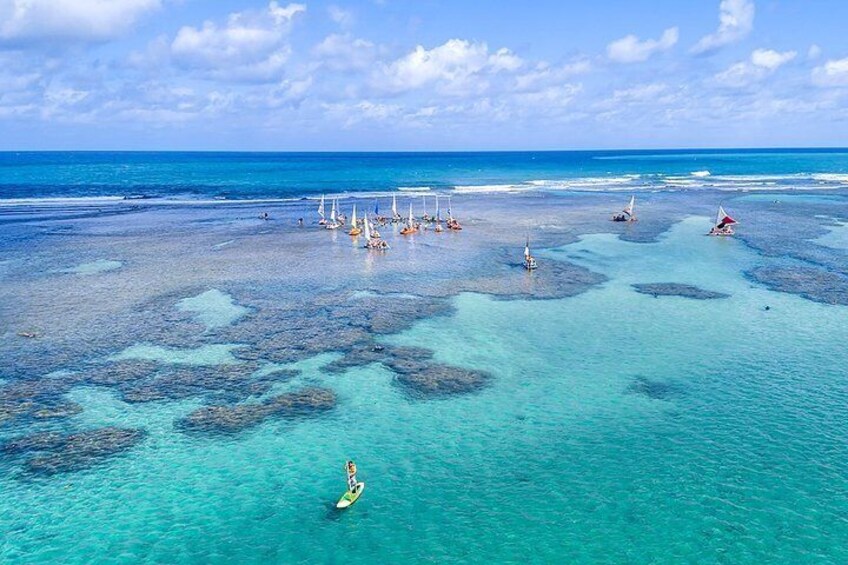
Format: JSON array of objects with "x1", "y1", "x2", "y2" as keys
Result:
[
  {"x1": 612, "y1": 195, "x2": 637, "y2": 222},
  {"x1": 708, "y1": 205, "x2": 737, "y2": 236}
]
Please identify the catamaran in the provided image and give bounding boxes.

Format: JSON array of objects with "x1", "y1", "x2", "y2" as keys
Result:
[
  {"x1": 708, "y1": 205, "x2": 738, "y2": 236},
  {"x1": 612, "y1": 195, "x2": 637, "y2": 222},
  {"x1": 348, "y1": 204, "x2": 361, "y2": 236},
  {"x1": 400, "y1": 202, "x2": 416, "y2": 235},
  {"x1": 318, "y1": 194, "x2": 326, "y2": 225}
]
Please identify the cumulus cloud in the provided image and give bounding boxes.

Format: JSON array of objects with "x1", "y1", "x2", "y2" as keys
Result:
[
  {"x1": 715, "y1": 48, "x2": 796, "y2": 87},
  {"x1": 692, "y1": 0, "x2": 755, "y2": 55},
  {"x1": 812, "y1": 57, "x2": 848, "y2": 87},
  {"x1": 328, "y1": 5, "x2": 354, "y2": 27},
  {"x1": 376, "y1": 39, "x2": 496, "y2": 94},
  {"x1": 313, "y1": 34, "x2": 376, "y2": 71},
  {"x1": 0, "y1": 0, "x2": 161, "y2": 44},
  {"x1": 606, "y1": 27, "x2": 678, "y2": 63},
  {"x1": 170, "y1": 2, "x2": 305, "y2": 81}
]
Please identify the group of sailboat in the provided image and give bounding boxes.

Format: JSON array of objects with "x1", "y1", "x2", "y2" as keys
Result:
[{"x1": 609, "y1": 195, "x2": 739, "y2": 236}]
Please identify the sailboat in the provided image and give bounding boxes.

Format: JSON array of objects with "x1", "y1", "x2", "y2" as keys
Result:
[
  {"x1": 446, "y1": 196, "x2": 462, "y2": 230},
  {"x1": 434, "y1": 195, "x2": 443, "y2": 232},
  {"x1": 422, "y1": 195, "x2": 432, "y2": 222},
  {"x1": 326, "y1": 198, "x2": 339, "y2": 229},
  {"x1": 318, "y1": 194, "x2": 326, "y2": 225},
  {"x1": 612, "y1": 195, "x2": 637, "y2": 222},
  {"x1": 363, "y1": 210, "x2": 388, "y2": 249},
  {"x1": 708, "y1": 205, "x2": 738, "y2": 236},
  {"x1": 391, "y1": 194, "x2": 401, "y2": 222},
  {"x1": 400, "y1": 202, "x2": 416, "y2": 235},
  {"x1": 348, "y1": 204, "x2": 361, "y2": 236},
  {"x1": 524, "y1": 235, "x2": 537, "y2": 270}
]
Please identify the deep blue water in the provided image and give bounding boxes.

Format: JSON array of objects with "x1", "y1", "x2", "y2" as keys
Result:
[{"x1": 2, "y1": 149, "x2": 848, "y2": 200}]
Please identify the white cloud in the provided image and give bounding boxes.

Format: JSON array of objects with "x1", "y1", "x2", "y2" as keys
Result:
[
  {"x1": 514, "y1": 59, "x2": 590, "y2": 91},
  {"x1": 0, "y1": 0, "x2": 160, "y2": 44},
  {"x1": 488, "y1": 48, "x2": 523, "y2": 72},
  {"x1": 313, "y1": 34, "x2": 376, "y2": 71},
  {"x1": 807, "y1": 44, "x2": 822, "y2": 60},
  {"x1": 606, "y1": 27, "x2": 678, "y2": 63},
  {"x1": 170, "y1": 2, "x2": 305, "y2": 81},
  {"x1": 692, "y1": 0, "x2": 755, "y2": 55},
  {"x1": 812, "y1": 57, "x2": 848, "y2": 87},
  {"x1": 715, "y1": 48, "x2": 795, "y2": 87},
  {"x1": 376, "y1": 39, "x2": 492, "y2": 94}
]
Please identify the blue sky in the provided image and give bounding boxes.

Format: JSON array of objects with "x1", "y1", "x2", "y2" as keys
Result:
[{"x1": 1, "y1": 0, "x2": 847, "y2": 150}]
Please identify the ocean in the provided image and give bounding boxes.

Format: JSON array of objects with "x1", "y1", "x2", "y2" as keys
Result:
[
  {"x1": 2, "y1": 149, "x2": 848, "y2": 202},
  {"x1": 0, "y1": 151, "x2": 847, "y2": 564}
]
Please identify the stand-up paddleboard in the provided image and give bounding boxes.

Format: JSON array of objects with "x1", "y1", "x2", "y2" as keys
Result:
[{"x1": 336, "y1": 482, "x2": 365, "y2": 509}]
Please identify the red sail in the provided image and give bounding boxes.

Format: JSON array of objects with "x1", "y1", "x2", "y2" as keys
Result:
[{"x1": 717, "y1": 215, "x2": 737, "y2": 228}]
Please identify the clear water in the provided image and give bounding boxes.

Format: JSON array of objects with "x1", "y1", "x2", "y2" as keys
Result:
[{"x1": 0, "y1": 153, "x2": 847, "y2": 563}]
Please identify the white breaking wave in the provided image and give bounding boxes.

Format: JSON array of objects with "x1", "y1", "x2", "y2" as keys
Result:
[
  {"x1": 691, "y1": 170, "x2": 711, "y2": 177},
  {"x1": 397, "y1": 186, "x2": 432, "y2": 192}
]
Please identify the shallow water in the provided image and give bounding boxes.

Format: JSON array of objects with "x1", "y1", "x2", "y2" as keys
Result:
[{"x1": 0, "y1": 191, "x2": 847, "y2": 563}]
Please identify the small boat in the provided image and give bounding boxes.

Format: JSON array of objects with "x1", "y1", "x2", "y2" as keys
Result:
[
  {"x1": 399, "y1": 202, "x2": 416, "y2": 235},
  {"x1": 318, "y1": 194, "x2": 326, "y2": 225},
  {"x1": 348, "y1": 204, "x2": 361, "y2": 236},
  {"x1": 446, "y1": 197, "x2": 462, "y2": 230},
  {"x1": 612, "y1": 195, "x2": 637, "y2": 222},
  {"x1": 326, "y1": 198, "x2": 339, "y2": 229},
  {"x1": 391, "y1": 194, "x2": 402, "y2": 223},
  {"x1": 337, "y1": 482, "x2": 365, "y2": 509},
  {"x1": 422, "y1": 195, "x2": 432, "y2": 222},
  {"x1": 524, "y1": 236, "x2": 538, "y2": 270},
  {"x1": 363, "y1": 213, "x2": 388, "y2": 249},
  {"x1": 708, "y1": 205, "x2": 738, "y2": 236}
]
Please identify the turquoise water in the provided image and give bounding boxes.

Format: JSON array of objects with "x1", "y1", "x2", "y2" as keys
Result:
[
  {"x1": 2, "y1": 149, "x2": 848, "y2": 200},
  {"x1": 1, "y1": 214, "x2": 846, "y2": 563}
]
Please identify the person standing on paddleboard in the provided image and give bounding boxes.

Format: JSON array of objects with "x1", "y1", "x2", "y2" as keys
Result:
[{"x1": 346, "y1": 460, "x2": 358, "y2": 492}]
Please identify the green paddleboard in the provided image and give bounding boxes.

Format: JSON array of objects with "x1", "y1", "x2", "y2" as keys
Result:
[{"x1": 336, "y1": 482, "x2": 365, "y2": 509}]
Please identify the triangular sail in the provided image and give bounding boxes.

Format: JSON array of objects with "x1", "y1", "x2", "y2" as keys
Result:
[
  {"x1": 318, "y1": 194, "x2": 325, "y2": 218},
  {"x1": 625, "y1": 195, "x2": 635, "y2": 217},
  {"x1": 374, "y1": 200, "x2": 379, "y2": 216},
  {"x1": 447, "y1": 197, "x2": 453, "y2": 221},
  {"x1": 351, "y1": 204, "x2": 357, "y2": 226},
  {"x1": 330, "y1": 198, "x2": 336, "y2": 223},
  {"x1": 524, "y1": 236, "x2": 530, "y2": 259},
  {"x1": 716, "y1": 205, "x2": 737, "y2": 229},
  {"x1": 422, "y1": 195, "x2": 427, "y2": 216},
  {"x1": 408, "y1": 202, "x2": 414, "y2": 226},
  {"x1": 435, "y1": 195, "x2": 441, "y2": 221},
  {"x1": 392, "y1": 194, "x2": 398, "y2": 216}
]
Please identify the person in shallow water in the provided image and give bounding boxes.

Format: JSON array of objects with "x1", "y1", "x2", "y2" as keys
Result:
[{"x1": 346, "y1": 460, "x2": 358, "y2": 492}]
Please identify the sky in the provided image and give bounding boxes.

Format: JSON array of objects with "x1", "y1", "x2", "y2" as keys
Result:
[{"x1": 1, "y1": 0, "x2": 848, "y2": 151}]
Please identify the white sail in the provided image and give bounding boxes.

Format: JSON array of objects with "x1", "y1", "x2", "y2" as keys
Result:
[
  {"x1": 625, "y1": 195, "x2": 635, "y2": 217},
  {"x1": 524, "y1": 243, "x2": 530, "y2": 258},
  {"x1": 318, "y1": 194, "x2": 325, "y2": 218},
  {"x1": 392, "y1": 194, "x2": 398, "y2": 216},
  {"x1": 435, "y1": 195, "x2": 441, "y2": 221},
  {"x1": 447, "y1": 197, "x2": 453, "y2": 221},
  {"x1": 364, "y1": 213, "x2": 372, "y2": 239},
  {"x1": 422, "y1": 195, "x2": 427, "y2": 216},
  {"x1": 351, "y1": 204, "x2": 357, "y2": 227},
  {"x1": 716, "y1": 205, "x2": 725, "y2": 227},
  {"x1": 408, "y1": 202, "x2": 414, "y2": 225},
  {"x1": 330, "y1": 198, "x2": 336, "y2": 223}
]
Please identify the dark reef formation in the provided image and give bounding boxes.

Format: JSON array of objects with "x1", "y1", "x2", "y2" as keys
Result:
[{"x1": 632, "y1": 283, "x2": 730, "y2": 300}]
